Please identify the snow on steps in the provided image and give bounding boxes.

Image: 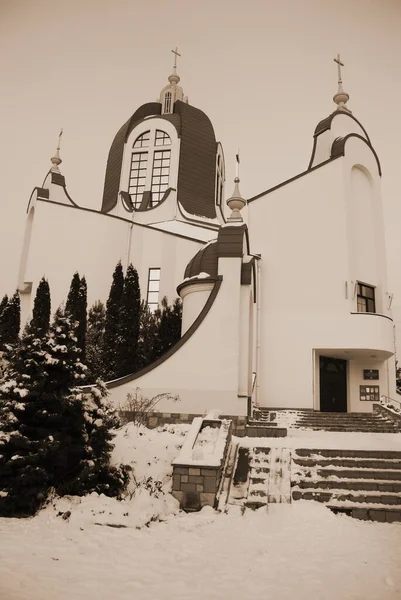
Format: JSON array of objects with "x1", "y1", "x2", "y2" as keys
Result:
[{"x1": 292, "y1": 448, "x2": 401, "y2": 523}]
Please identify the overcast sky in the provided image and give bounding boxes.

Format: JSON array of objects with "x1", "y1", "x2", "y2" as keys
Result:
[{"x1": 1, "y1": 0, "x2": 401, "y2": 328}]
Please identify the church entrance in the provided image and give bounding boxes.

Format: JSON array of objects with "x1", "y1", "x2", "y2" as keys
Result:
[{"x1": 319, "y1": 356, "x2": 347, "y2": 412}]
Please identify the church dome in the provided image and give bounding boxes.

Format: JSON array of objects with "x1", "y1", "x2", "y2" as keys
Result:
[{"x1": 184, "y1": 241, "x2": 218, "y2": 280}]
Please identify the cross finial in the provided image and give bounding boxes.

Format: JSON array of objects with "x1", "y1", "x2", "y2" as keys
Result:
[
  {"x1": 333, "y1": 53, "x2": 351, "y2": 112},
  {"x1": 51, "y1": 128, "x2": 63, "y2": 173},
  {"x1": 334, "y1": 53, "x2": 344, "y2": 84},
  {"x1": 171, "y1": 47, "x2": 181, "y2": 71},
  {"x1": 235, "y1": 149, "x2": 240, "y2": 180}
]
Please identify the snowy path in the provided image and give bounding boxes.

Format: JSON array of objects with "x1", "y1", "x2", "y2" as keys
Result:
[{"x1": 1, "y1": 503, "x2": 401, "y2": 600}]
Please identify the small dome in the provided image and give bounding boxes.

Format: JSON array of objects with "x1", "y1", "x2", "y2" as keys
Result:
[{"x1": 184, "y1": 241, "x2": 218, "y2": 280}]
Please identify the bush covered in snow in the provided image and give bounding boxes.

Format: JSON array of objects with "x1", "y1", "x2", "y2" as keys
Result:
[{"x1": 0, "y1": 308, "x2": 128, "y2": 517}]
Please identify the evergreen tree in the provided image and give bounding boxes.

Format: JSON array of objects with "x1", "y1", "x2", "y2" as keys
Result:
[
  {"x1": 86, "y1": 301, "x2": 106, "y2": 382},
  {"x1": 116, "y1": 263, "x2": 141, "y2": 378},
  {"x1": 155, "y1": 296, "x2": 182, "y2": 358},
  {"x1": 66, "y1": 273, "x2": 87, "y2": 359},
  {"x1": 0, "y1": 294, "x2": 8, "y2": 318},
  {"x1": 0, "y1": 309, "x2": 127, "y2": 517},
  {"x1": 29, "y1": 278, "x2": 51, "y2": 336},
  {"x1": 102, "y1": 262, "x2": 124, "y2": 380},
  {"x1": 136, "y1": 301, "x2": 159, "y2": 370},
  {"x1": 0, "y1": 292, "x2": 20, "y2": 351}
]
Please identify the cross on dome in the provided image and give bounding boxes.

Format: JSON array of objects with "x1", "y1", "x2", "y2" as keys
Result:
[
  {"x1": 171, "y1": 47, "x2": 181, "y2": 71},
  {"x1": 333, "y1": 53, "x2": 351, "y2": 112}
]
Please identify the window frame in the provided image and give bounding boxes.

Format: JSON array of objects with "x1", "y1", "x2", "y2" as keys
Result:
[
  {"x1": 356, "y1": 283, "x2": 376, "y2": 314},
  {"x1": 147, "y1": 268, "x2": 161, "y2": 311},
  {"x1": 128, "y1": 129, "x2": 172, "y2": 209}
]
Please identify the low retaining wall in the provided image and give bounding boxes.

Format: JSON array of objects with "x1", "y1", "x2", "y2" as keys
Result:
[{"x1": 119, "y1": 411, "x2": 248, "y2": 436}]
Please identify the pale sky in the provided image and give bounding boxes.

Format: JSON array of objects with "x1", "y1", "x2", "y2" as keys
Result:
[{"x1": 1, "y1": 0, "x2": 401, "y2": 329}]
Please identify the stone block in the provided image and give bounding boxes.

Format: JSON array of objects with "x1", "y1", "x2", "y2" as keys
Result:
[
  {"x1": 368, "y1": 509, "x2": 386, "y2": 523},
  {"x1": 352, "y1": 508, "x2": 369, "y2": 521},
  {"x1": 189, "y1": 468, "x2": 201, "y2": 476},
  {"x1": 172, "y1": 474, "x2": 181, "y2": 490},
  {"x1": 189, "y1": 475, "x2": 204, "y2": 484},
  {"x1": 181, "y1": 483, "x2": 196, "y2": 492},
  {"x1": 174, "y1": 467, "x2": 189, "y2": 475},
  {"x1": 200, "y1": 492, "x2": 215, "y2": 508},
  {"x1": 386, "y1": 511, "x2": 401, "y2": 523},
  {"x1": 196, "y1": 484, "x2": 204, "y2": 492},
  {"x1": 181, "y1": 475, "x2": 188, "y2": 483},
  {"x1": 172, "y1": 490, "x2": 184, "y2": 505},
  {"x1": 201, "y1": 469, "x2": 217, "y2": 477},
  {"x1": 204, "y1": 477, "x2": 217, "y2": 493},
  {"x1": 162, "y1": 413, "x2": 171, "y2": 419}
]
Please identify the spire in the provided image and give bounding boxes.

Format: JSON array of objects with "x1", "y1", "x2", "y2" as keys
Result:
[
  {"x1": 50, "y1": 129, "x2": 63, "y2": 173},
  {"x1": 226, "y1": 152, "x2": 246, "y2": 223},
  {"x1": 159, "y1": 47, "x2": 188, "y2": 113},
  {"x1": 333, "y1": 54, "x2": 351, "y2": 112},
  {"x1": 169, "y1": 46, "x2": 181, "y2": 85}
]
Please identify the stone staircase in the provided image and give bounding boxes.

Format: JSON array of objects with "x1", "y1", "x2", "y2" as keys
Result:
[
  {"x1": 254, "y1": 407, "x2": 401, "y2": 433},
  {"x1": 291, "y1": 448, "x2": 401, "y2": 523}
]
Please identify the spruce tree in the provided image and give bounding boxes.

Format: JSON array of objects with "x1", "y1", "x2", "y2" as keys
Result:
[
  {"x1": 86, "y1": 301, "x2": 106, "y2": 382},
  {"x1": 136, "y1": 301, "x2": 159, "y2": 370},
  {"x1": 0, "y1": 309, "x2": 88, "y2": 516},
  {"x1": 116, "y1": 263, "x2": 141, "y2": 378},
  {"x1": 29, "y1": 278, "x2": 51, "y2": 336},
  {"x1": 0, "y1": 294, "x2": 8, "y2": 318},
  {"x1": 155, "y1": 296, "x2": 182, "y2": 358},
  {"x1": 0, "y1": 291, "x2": 20, "y2": 351},
  {"x1": 66, "y1": 273, "x2": 87, "y2": 359},
  {"x1": 0, "y1": 309, "x2": 127, "y2": 517},
  {"x1": 102, "y1": 261, "x2": 124, "y2": 380}
]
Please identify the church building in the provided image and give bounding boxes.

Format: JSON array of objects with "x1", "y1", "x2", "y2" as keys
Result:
[{"x1": 17, "y1": 52, "x2": 396, "y2": 417}]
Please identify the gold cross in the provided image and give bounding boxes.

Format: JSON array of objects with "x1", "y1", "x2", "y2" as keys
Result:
[
  {"x1": 57, "y1": 128, "x2": 63, "y2": 151},
  {"x1": 334, "y1": 54, "x2": 344, "y2": 84},
  {"x1": 171, "y1": 47, "x2": 181, "y2": 70}
]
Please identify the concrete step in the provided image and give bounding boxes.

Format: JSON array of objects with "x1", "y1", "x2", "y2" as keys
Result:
[
  {"x1": 316, "y1": 468, "x2": 401, "y2": 480},
  {"x1": 295, "y1": 449, "x2": 401, "y2": 459},
  {"x1": 293, "y1": 457, "x2": 401, "y2": 470},
  {"x1": 293, "y1": 479, "x2": 401, "y2": 493},
  {"x1": 292, "y1": 489, "x2": 401, "y2": 505}
]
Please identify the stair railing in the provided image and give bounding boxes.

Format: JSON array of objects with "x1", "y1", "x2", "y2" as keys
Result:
[{"x1": 380, "y1": 394, "x2": 401, "y2": 411}]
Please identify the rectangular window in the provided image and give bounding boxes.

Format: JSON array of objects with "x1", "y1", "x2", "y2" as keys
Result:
[
  {"x1": 151, "y1": 150, "x2": 171, "y2": 203},
  {"x1": 357, "y1": 283, "x2": 376, "y2": 313},
  {"x1": 360, "y1": 385, "x2": 380, "y2": 402},
  {"x1": 129, "y1": 152, "x2": 148, "y2": 208},
  {"x1": 147, "y1": 268, "x2": 161, "y2": 311}
]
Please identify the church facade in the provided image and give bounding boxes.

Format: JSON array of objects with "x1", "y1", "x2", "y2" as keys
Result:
[{"x1": 17, "y1": 56, "x2": 396, "y2": 416}]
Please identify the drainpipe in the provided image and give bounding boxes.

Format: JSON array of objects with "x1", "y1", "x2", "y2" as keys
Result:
[{"x1": 249, "y1": 253, "x2": 262, "y2": 408}]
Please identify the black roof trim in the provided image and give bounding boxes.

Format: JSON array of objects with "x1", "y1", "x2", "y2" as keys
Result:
[
  {"x1": 36, "y1": 198, "x2": 206, "y2": 244},
  {"x1": 51, "y1": 172, "x2": 65, "y2": 186},
  {"x1": 331, "y1": 134, "x2": 382, "y2": 176},
  {"x1": 248, "y1": 157, "x2": 340, "y2": 203},
  {"x1": 176, "y1": 201, "x2": 219, "y2": 231},
  {"x1": 314, "y1": 110, "x2": 371, "y2": 142},
  {"x1": 96, "y1": 276, "x2": 223, "y2": 389}
]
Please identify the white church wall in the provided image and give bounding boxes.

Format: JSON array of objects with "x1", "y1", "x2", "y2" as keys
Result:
[
  {"x1": 108, "y1": 257, "x2": 248, "y2": 416},
  {"x1": 311, "y1": 112, "x2": 369, "y2": 169},
  {"x1": 248, "y1": 148, "x2": 394, "y2": 410},
  {"x1": 180, "y1": 282, "x2": 214, "y2": 334},
  {"x1": 348, "y1": 358, "x2": 388, "y2": 413},
  {"x1": 19, "y1": 200, "x2": 203, "y2": 325}
]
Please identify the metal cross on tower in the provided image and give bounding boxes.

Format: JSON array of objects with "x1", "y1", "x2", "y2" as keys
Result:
[
  {"x1": 334, "y1": 54, "x2": 344, "y2": 84},
  {"x1": 171, "y1": 47, "x2": 181, "y2": 70},
  {"x1": 57, "y1": 128, "x2": 63, "y2": 151}
]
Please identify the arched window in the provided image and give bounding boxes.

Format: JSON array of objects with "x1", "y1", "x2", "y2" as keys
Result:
[
  {"x1": 129, "y1": 129, "x2": 172, "y2": 208},
  {"x1": 215, "y1": 154, "x2": 224, "y2": 206}
]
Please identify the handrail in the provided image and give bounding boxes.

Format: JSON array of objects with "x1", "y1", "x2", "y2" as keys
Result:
[{"x1": 380, "y1": 394, "x2": 401, "y2": 409}]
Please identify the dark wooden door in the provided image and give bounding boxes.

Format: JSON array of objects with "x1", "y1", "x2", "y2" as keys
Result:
[{"x1": 319, "y1": 356, "x2": 347, "y2": 412}]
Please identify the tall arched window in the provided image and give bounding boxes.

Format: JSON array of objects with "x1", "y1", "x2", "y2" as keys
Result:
[
  {"x1": 129, "y1": 129, "x2": 172, "y2": 208},
  {"x1": 215, "y1": 154, "x2": 224, "y2": 206},
  {"x1": 163, "y1": 92, "x2": 172, "y2": 114}
]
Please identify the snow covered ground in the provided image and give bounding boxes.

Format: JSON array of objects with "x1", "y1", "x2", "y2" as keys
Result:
[{"x1": 1, "y1": 424, "x2": 401, "y2": 600}]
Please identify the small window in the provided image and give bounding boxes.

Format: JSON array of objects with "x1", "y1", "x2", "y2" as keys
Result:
[
  {"x1": 147, "y1": 268, "x2": 161, "y2": 311},
  {"x1": 360, "y1": 385, "x2": 379, "y2": 402},
  {"x1": 357, "y1": 283, "x2": 375, "y2": 313},
  {"x1": 164, "y1": 92, "x2": 172, "y2": 114}
]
